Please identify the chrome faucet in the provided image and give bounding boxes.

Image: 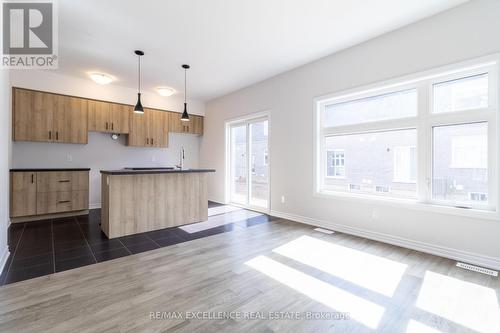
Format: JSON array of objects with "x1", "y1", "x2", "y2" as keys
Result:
[{"x1": 176, "y1": 147, "x2": 185, "y2": 170}]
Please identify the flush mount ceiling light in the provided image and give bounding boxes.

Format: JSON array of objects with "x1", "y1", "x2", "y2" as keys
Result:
[
  {"x1": 156, "y1": 87, "x2": 175, "y2": 97},
  {"x1": 90, "y1": 73, "x2": 113, "y2": 85},
  {"x1": 133, "y1": 50, "x2": 145, "y2": 114},
  {"x1": 181, "y1": 64, "x2": 190, "y2": 122}
]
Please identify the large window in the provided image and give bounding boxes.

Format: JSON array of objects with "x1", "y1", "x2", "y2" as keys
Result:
[{"x1": 316, "y1": 58, "x2": 497, "y2": 212}]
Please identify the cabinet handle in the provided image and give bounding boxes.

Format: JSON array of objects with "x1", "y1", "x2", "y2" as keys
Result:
[
  {"x1": 49, "y1": 131, "x2": 52, "y2": 140},
  {"x1": 31, "y1": 174, "x2": 34, "y2": 184},
  {"x1": 151, "y1": 138, "x2": 154, "y2": 145},
  {"x1": 56, "y1": 131, "x2": 59, "y2": 140},
  {"x1": 146, "y1": 138, "x2": 149, "y2": 145},
  {"x1": 58, "y1": 200, "x2": 71, "y2": 204},
  {"x1": 58, "y1": 180, "x2": 70, "y2": 183},
  {"x1": 105, "y1": 122, "x2": 108, "y2": 130},
  {"x1": 111, "y1": 123, "x2": 114, "y2": 131}
]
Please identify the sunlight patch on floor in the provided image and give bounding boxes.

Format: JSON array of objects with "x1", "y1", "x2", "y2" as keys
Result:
[
  {"x1": 245, "y1": 255, "x2": 385, "y2": 329},
  {"x1": 273, "y1": 235, "x2": 407, "y2": 297},
  {"x1": 180, "y1": 209, "x2": 264, "y2": 233},
  {"x1": 208, "y1": 205, "x2": 242, "y2": 217},
  {"x1": 416, "y1": 271, "x2": 500, "y2": 333}
]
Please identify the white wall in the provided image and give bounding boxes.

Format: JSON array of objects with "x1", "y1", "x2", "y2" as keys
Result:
[
  {"x1": 0, "y1": 69, "x2": 10, "y2": 272},
  {"x1": 10, "y1": 70, "x2": 205, "y2": 207},
  {"x1": 201, "y1": 0, "x2": 500, "y2": 267}
]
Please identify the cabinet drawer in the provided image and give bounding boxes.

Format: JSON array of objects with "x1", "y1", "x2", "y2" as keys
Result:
[
  {"x1": 37, "y1": 190, "x2": 89, "y2": 214},
  {"x1": 37, "y1": 171, "x2": 89, "y2": 192}
]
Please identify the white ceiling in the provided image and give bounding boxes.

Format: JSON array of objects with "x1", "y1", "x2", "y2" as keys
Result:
[{"x1": 58, "y1": 0, "x2": 467, "y2": 101}]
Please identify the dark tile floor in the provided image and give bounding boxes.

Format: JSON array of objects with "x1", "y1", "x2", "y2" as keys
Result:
[{"x1": 0, "y1": 202, "x2": 275, "y2": 285}]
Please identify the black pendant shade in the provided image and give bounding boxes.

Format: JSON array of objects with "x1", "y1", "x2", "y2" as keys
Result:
[
  {"x1": 134, "y1": 93, "x2": 144, "y2": 113},
  {"x1": 181, "y1": 103, "x2": 189, "y2": 121},
  {"x1": 134, "y1": 50, "x2": 145, "y2": 114},
  {"x1": 181, "y1": 64, "x2": 190, "y2": 121}
]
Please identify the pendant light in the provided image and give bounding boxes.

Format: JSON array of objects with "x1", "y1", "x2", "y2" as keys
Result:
[
  {"x1": 181, "y1": 64, "x2": 190, "y2": 121},
  {"x1": 134, "y1": 50, "x2": 144, "y2": 114}
]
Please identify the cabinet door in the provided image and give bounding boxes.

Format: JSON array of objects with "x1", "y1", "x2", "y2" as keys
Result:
[
  {"x1": 10, "y1": 172, "x2": 37, "y2": 217},
  {"x1": 128, "y1": 109, "x2": 149, "y2": 146},
  {"x1": 110, "y1": 103, "x2": 131, "y2": 134},
  {"x1": 13, "y1": 89, "x2": 54, "y2": 142},
  {"x1": 147, "y1": 109, "x2": 168, "y2": 147},
  {"x1": 168, "y1": 112, "x2": 183, "y2": 133},
  {"x1": 192, "y1": 115, "x2": 204, "y2": 135},
  {"x1": 53, "y1": 95, "x2": 88, "y2": 144},
  {"x1": 88, "y1": 100, "x2": 111, "y2": 132}
]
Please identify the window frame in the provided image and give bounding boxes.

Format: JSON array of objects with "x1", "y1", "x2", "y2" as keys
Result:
[{"x1": 313, "y1": 55, "x2": 499, "y2": 219}]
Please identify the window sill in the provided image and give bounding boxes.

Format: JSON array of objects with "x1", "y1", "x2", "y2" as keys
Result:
[{"x1": 315, "y1": 189, "x2": 499, "y2": 221}]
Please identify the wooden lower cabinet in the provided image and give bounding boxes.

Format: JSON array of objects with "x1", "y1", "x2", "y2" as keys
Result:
[
  {"x1": 10, "y1": 172, "x2": 37, "y2": 217},
  {"x1": 10, "y1": 170, "x2": 90, "y2": 220},
  {"x1": 101, "y1": 172, "x2": 209, "y2": 238},
  {"x1": 37, "y1": 191, "x2": 88, "y2": 215}
]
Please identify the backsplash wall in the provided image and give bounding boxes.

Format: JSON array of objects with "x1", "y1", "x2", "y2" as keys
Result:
[{"x1": 12, "y1": 132, "x2": 200, "y2": 207}]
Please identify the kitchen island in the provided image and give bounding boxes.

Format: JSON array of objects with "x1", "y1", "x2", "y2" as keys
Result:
[{"x1": 100, "y1": 168, "x2": 215, "y2": 238}]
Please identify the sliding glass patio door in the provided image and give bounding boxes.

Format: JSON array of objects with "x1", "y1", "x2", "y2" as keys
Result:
[{"x1": 229, "y1": 117, "x2": 269, "y2": 210}]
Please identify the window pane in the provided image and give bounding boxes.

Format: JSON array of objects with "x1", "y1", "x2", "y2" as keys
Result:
[
  {"x1": 230, "y1": 125, "x2": 247, "y2": 205},
  {"x1": 323, "y1": 129, "x2": 417, "y2": 198},
  {"x1": 249, "y1": 120, "x2": 269, "y2": 208},
  {"x1": 433, "y1": 73, "x2": 488, "y2": 113},
  {"x1": 323, "y1": 89, "x2": 417, "y2": 127},
  {"x1": 432, "y1": 122, "x2": 488, "y2": 208}
]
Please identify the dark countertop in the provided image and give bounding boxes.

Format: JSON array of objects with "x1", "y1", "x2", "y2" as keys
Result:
[
  {"x1": 10, "y1": 168, "x2": 91, "y2": 172},
  {"x1": 100, "y1": 168, "x2": 216, "y2": 175}
]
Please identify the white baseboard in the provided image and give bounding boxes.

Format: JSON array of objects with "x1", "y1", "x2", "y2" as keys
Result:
[
  {"x1": 0, "y1": 246, "x2": 10, "y2": 275},
  {"x1": 89, "y1": 203, "x2": 101, "y2": 209},
  {"x1": 270, "y1": 210, "x2": 500, "y2": 271}
]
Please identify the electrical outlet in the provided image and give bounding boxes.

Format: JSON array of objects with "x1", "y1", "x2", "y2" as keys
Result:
[
  {"x1": 66, "y1": 153, "x2": 72, "y2": 162},
  {"x1": 281, "y1": 195, "x2": 285, "y2": 204}
]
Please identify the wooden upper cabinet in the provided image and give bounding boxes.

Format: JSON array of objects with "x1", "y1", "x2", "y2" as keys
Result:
[
  {"x1": 192, "y1": 115, "x2": 204, "y2": 135},
  {"x1": 10, "y1": 172, "x2": 37, "y2": 217},
  {"x1": 87, "y1": 100, "x2": 110, "y2": 132},
  {"x1": 127, "y1": 109, "x2": 168, "y2": 147},
  {"x1": 88, "y1": 100, "x2": 130, "y2": 134},
  {"x1": 127, "y1": 108, "x2": 148, "y2": 146},
  {"x1": 110, "y1": 103, "x2": 131, "y2": 134},
  {"x1": 168, "y1": 111, "x2": 203, "y2": 135},
  {"x1": 148, "y1": 109, "x2": 168, "y2": 148},
  {"x1": 53, "y1": 95, "x2": 88, "y2": 144},
  {"x1": 168, "y1": 112, "x2": 183, "y2": 133},
  {"x1": 14, "y1": 89, "x2": 54, "y2": 142},
  {"x1": 13, "y1": 88, "x2": 88, "y2": 144}
]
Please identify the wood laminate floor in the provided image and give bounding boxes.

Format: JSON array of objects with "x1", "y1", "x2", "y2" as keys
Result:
[{"x1": 0, "y1": 210, "x2": 499, "y2": 332}]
